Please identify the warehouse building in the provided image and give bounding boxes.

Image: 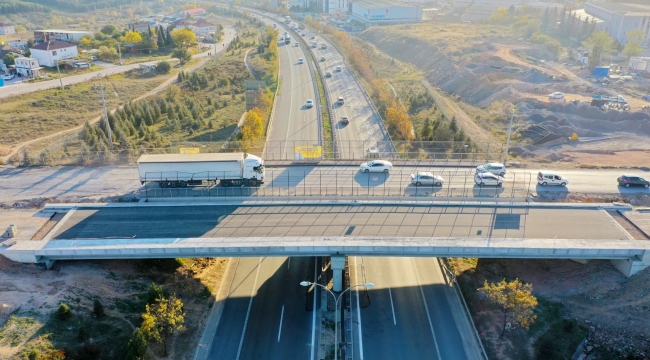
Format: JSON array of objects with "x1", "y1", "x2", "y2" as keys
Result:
[
  {"x1": 584, "y1": 2, "x2": 650, "y2": 45},
  {"x1": 350, "y1": 0, "x2": 422, "y2": 25}
]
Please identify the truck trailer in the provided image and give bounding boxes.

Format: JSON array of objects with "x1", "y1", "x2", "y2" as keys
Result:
[
  {"x1": 137, "y1": 153, "x2": 265, "y2": 187},
  {"x1": 591, "y1": 94, "x2": 630, "y2": 110}
]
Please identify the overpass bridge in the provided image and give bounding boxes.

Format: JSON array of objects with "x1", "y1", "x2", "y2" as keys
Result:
[{"x1": 2, "y1": 201, "x2": 649, "y2": 285}]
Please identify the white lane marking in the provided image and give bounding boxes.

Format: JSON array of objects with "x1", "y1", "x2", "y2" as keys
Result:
[
  {"x1": 277, "y1": 305, "x2": 285, "y2": 342},
  {"x1": 388, "y1": 287, "x2": 397, "y2": 325},
  {"x1": 412, "y1": 258, "x2": 442, "y2": 360},
  {"x1": 283, "y1": 46, "x2": 295, "y2": 155},
  {"x1": 310, "y1": 257, "x2": 317, "y2": 360},
  {"x1": 354, "y1": 256, "x2": 365, "y2": 360},
  {"x1": 288, "y1": 257, "x2": 291, "y2": 269},
  {"x1": 235, "y1": 257, "x2": 263, "y2": 360}
]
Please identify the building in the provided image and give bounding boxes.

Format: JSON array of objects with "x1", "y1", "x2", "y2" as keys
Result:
[
  {"x1": 14, "y1": 57, "x2": 42, "y2": 78},
  {"x1": 127, "y1": 22, "x2": 152, "y2": 33},
  {"x1": 629, "y1": 56, "x2": 650, "y2": 72},
  {"x1": 584, "y1": 3, "x2": 650, "y2": 45},
  {"x1": 33, "y1": 29, "x2": 92, "y2": 43},
  {"x1": 179, "y1": 8, "x2": 206, "y2": 17},
  {"x1": 0, "y1": 47, "x2": 23, "y2": 73},
  {"x1": 190, "y1": 20, "x2": 217, "y2": 36},
  {"x1": 456, "y1": 0, "x2": 562, "y2": 22},
  {"x1": 349, "y1": 0, "x2": 423, "y2": 25},
  {"x1": 7, "y1": 40, "x2": 28, "y2": 50},
  {"x1": 29, "y1": 40, "x2": 79, "y2": 67},
  {"x1": 0, "y1": 23, "x2": 15, "y2": 35},
  {"x1": 323, "y1": 0, "x2": 348, "y2": 14}
]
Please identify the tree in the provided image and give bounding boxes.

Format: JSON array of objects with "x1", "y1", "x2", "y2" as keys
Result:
[
  {"x1": 479, "y1": 279, "x2": 537, "y2": 338},
  {"x1": 622, "y1": 29, "x2": 645, "y2": 60},
  {"x1": 80, "y1": 36, "x2": 92, "y2": 49},
  {"x1": 385, "y1": 101, "x2": 415, "y2": 141},
  {"x1": 57, "y1": 303, "x2": 72, "y2": 320},
  {"x1": 98, "y1": 46, "x2": 119, "y2": 62},
  {"x1": 171, "y1": 28, "x2": 196, "y2": 48},
  {"x1": 125, "y1": 328, "x2": 149, "y2": 360},
  {"x1": 541, "y1": 8, "x2": 550, "y2": 32},
  {"x1": 2, "y1": 53, "x2": 18, "y2": 66},
  {"x1": 140, "y1": 295, "x2": 186, "y2": 356},
  {"x1": 172, "y1": 49, "x2": 192, "y2": 64},
  {"x1": 101, "y1": 24, "x2": 117, "y2": 35},
  {"x1": 240, "y1": 108, "x2": 264, "y2": 141},
  {"x1": 93, "y1": 299, "x2": 105, "y2": 318},
  {"x1": 121, "y1": 30, "x2": 142, "y2": 44},
  {"x1": 157, "y1": 26, "x2": 166, "y2": 49},
  {"x1": 165, "y1": 26, "x2": 174, "y2": 47},
  {"x1": 583, "y1": 31, "x2": 616, "y2": 70},
  {"x1": 156, "y1": 61, "x2": 171, "y2": 74}
]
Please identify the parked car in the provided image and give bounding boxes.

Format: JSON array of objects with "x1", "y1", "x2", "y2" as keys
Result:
[
  {"x1": 325, "y1": 71, "x2": 332, "y2": 78},
  {"x1": 411, "y1": 172, "x2": 444, "y2": 186},
  {"x1": 305, "y1": 99, "x2": 314, "y2": 108},
  {"x1": 359, "y1": 160, "x2": 393, "y2": 173},
  {"x1": 298, "y1": 58, "x2": 304, "y2": 64},
  {"x1": 335, "y1": 66, "x2": 342, "y2": 72},
  {"x1": 474, "y1": 173, "x2": 504, "y2": 187},
  {"x1": 337, "y1": 97, "x2": 344, "y2": 105},
  {"x1": 537, "y1": 171, "x2": 568, "y2": 186},
  {"x1": 476, "y1": 163, "x2": 506, "y2": 176},
  {"x1": 617, "y1": 174, "x2": 649, "y2": 188},
  {"x1": 549, "y1": 92, "x2": 565, "y2": 99},
  {"x1": 2, "y1": 73, "x2": 15, "y2": 80},
  {"x1": 340, "y1": 116, "x2": 349, "y2": 125}
]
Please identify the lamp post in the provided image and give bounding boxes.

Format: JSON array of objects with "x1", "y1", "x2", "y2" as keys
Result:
[
  {"x1": 504, "y1": 109, "x2": 514, "y2": 166},
  {"x1": 300, "y1": 281, "x2": 374, "y2": 360}
]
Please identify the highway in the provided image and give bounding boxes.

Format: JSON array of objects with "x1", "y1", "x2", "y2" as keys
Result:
[
  {"x1": 1, "y1": 165, "x2": 649, "y2": 203},
  {"x1": 0, "y1": 27, "x2": 236, "y2": 100},
  {"x1": 208, "y1": 256, "x2": 318, "y2": 360},
  {"x1": 263, "y1": 20, "x2": 320, "y2": 160}
]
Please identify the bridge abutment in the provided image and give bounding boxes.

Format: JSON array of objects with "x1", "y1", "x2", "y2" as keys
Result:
[{"x1": 611, "y1": 251, "x2": 650, "y2": 277}]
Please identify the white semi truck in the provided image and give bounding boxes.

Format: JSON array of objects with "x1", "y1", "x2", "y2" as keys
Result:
[{"x1": 137, "y1": 153, "x2": 265, "y2": 187}]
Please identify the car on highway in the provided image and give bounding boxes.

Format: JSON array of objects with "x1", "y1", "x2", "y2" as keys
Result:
[
  {"x1": 359, "y1": 160, "x2": 393, "y2": 173},
  {"x1": 549, "y1": 92, "x2": 565, "y2": 99},
  {"x1": 617, "y1": 174, "x2": 649, "y2": 188},
  {"x1": 295, "y1": 42, "x2": 299, "y2": 47},
  {"x1": 298, "y1": 58, "x2": 304, "y2": 64},
  {"x1": 411, "y1": 172, "x2": 444, "y2": 186},
  {"x1": 335, "y1": 66, "x2": 342, "y2": 72},
  {"x1": 320, "y1": 56, "x2": 326, "y2": 62},
  {"x1": 3, "y1": 73, "x2": 15, "y2": 80},
  {"x1": 310, "y1": 36, "x2": 316, "y2": 40},
  {"x1": 337, "y1": 97, "x2": 344, "y2": 105},
  {"x1": 302, "y1": 33, "x2": 306, "y2": 36},
  {"x1": 320, "y1": 44, "x2": 327, "y2": 49},
  {"x1": 305, "y1": 99, "x2": 314, "y2": 108},
  {"x1": 340, "y1": 116, "x2": 349, "y2": 125},
  {"x1": 476, "y1": 162, "x2": 506, "y2": 176},
  {"x1": 474, "y1": 173, "x2": 504, "y2": 187},
  {"x1": 325, "y1": 71, "x2": 332, "y2": 78},
  {"x1": 537, "y1": 171, "x2": 568, "y2": 186}
]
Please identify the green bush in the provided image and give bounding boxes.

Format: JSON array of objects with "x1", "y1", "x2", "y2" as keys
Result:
[
  {"x1": 93, "y1": 299, "x2": 105, "y2": 318},
  {"x1": 57, "y1": 303, "x2": 71, "y2": 320},
  {"x1": 156, "y1": 61, "x2": 171, "y2": 74}
]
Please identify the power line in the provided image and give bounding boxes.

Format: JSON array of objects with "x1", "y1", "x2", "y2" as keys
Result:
[{"x1": 92, "y1": 84, "x2": 115, "y2": 151}]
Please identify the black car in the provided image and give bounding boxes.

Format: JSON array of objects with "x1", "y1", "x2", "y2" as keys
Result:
[{"x1": 617, "y1": 175, "x2": 649, "y2": 188}]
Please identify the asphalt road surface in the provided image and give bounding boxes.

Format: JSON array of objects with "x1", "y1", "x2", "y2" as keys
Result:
[
  {"x1": 1, "y1": 165, "x2": 649, "y2": 202},
  {"x1": 0, "y1": 27, "x2": 236, "y2": 100},
  {"x1": 208, "y1": 256, "x2": 318, "y2": 360},
  {"x1": 264, "y1": 21, "x2": 319, "y2": 161},
  {"x1": 350, "y1": 257, "x2": 468, "y2": 360}
]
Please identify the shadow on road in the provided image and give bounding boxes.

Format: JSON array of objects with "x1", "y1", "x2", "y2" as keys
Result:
[{"x1": 354, "y1": 171, "x2": 389, "y2": 188}]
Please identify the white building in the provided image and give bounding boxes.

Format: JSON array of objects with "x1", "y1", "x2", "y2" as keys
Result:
[
  {"x1": 324, "y1": 0, "x2": 349, "y2": 14},
  {"x1": 33, "y1": 29, "x2": 92, "y2": 43},
  {"x1": 30, "y1": 41, "x2": 79, "y2": 67},
  {"x1": 7, "y1": 40, "x2": 28, "y2": 50},
  {"x1": 14, "y1": 57, "x2": 42, "y2": 78},
  {"x1": 629, "y1": 56, "x2": 650, "y2": 72},
  {"x1": 0, "y1": 23, "x2": 16, "y2": 35},
  {"x1": 584, "y1": 3, "x2": 650, "y2": 45},
  {"x1": 349, "y1": 0, "x2": 422, "y2": 25},
  {"x1": 190, "y1": 20, "x2": 217, "y2": 36}
]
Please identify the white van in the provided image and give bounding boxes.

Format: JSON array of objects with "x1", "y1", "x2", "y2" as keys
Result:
[{"x1": 537, "y1": 171, "x2": 569, "y2": 187}]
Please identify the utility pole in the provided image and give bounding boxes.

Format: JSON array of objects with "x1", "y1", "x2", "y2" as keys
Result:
[
  {"x1": 504, "y1": 109, "x2": 514, "y2": 166},
  {"x1": 117, "y1": 42, "x2": 123, "y2": 65},
  {"x1": 56, "y1": 61, "x2": 63, "y2": 90},
  {"x1": 92, "y1": 84, "x2": 115, "y2": 151}
]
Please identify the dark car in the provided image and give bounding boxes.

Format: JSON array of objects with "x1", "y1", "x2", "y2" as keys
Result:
[{"x1": 617, "y1": 175, "x2": 649, "y2": 188}]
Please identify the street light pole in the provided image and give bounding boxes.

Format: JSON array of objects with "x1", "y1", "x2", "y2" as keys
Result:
[
  {"x1": 504, "y1": 109, "x2": 514, "y2": 166},
  {"x1": 300, "y1": 281, "x2": 374, "y2": 360},
  {"x1": 56, "y1": 61, "x2": 63, "y2": 90}
]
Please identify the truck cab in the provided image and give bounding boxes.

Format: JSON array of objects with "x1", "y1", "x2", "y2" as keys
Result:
[{"x1": 243, "y1": 154, "x2": 265, "y2": 185}]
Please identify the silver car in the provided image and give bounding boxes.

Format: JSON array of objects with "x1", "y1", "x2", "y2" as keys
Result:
[
  {"x1": 411, "y1": 172, "x2": 444, "y2": 186},
  {"x1": 474, "y1": 173, "x2": 504, "y2": 186},
  {"x1": 476, "y1": 162, "x2": 506, "y2": 176},
  {"x1": 359, "y1": 160, "x2": 393, "y2": 173}
]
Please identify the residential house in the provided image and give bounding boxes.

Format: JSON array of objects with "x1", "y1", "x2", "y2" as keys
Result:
[
  {"x1": 172, "y1": 19, "x2": 194, "y2": 29},
  {"x1": 33, "y1": 29, "x2": 92, "y2": 43},
  {"x1": 0, "y1": 23, "x2": 16, "y2": 35},
  {"x1": 7, "y1": 40, "x2": 28, "y2": 50},
  {"x1": 179, "y1": 8, "x2": 206, "y2": 17},
  {"x1": 0, "y1": 47, "x2": 23, "y2": 73},
  {"x1": 14, "y1": 57, "x2": 42, "y2": 78},
  {"x1": 30, "y1": 40, "x2": 79, "y2": 67},
  {"x1": 190, "y1": 20, "x2": 216, "y2": 36},
  {"x1": 127, "y1": 22, "x2": 152, "y2": 33}
]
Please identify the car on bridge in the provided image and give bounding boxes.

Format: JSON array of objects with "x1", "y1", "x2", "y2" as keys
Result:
[
  {"x1": 325, "y1": 71, "x2": 332, "y2": 78},
  {"x1": 298, "y1": 58, "x2": 304, "y2": 64},
  {"x1": 537, "y1": 171, "x2": 568, "y2": 186},
  {"x1": 474, "y1": 173, "x2": 504, "y2": 186},
  {"x1": 320, "y1": 56, "x2": 326, "y2": 62},
  {"x1": 617, "y1": 175, "x2": 649, "y2": 188},
  {"x1": 359, "y1": 160, "x2": 393, "y2": 173},
  {"x1": 335, "y1": 66, "x2": 342, "y2": 72},
  {"x1": 411, "y1": 172, "x2": 444, "y2": 186},
  {"x1": 476, "y1": 162, "x2": 506, "y2": 176},
  {"x1": 340, "y1": 116, "x2": 349, "y2": 125},
  {"x1": 305, "y1": 99, "x2": 314, "y2": 108}
]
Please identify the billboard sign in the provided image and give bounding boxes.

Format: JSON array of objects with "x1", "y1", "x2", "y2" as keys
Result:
[{"x1": 294, "y1": 146, "x2": 322, "y2": 159}]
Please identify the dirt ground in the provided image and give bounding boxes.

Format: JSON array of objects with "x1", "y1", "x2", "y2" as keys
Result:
[{"x1": 0, "y1": 256, "x2": 228, "y2": 360}]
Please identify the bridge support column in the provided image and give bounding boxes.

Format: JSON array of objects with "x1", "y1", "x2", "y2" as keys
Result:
[
  {"x1": 331, "y1": 255, "x2": 346, "y2": 292},
  {"x1": 611, "y1": 251, "x2": 650, "y2": 277}
]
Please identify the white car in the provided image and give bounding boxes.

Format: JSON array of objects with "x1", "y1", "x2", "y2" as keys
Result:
[
  {"x1": 411, "y1": 172, "x2": 444, "y2": 186},
  {"x1": 335, "y1": 66, "x2": 342, "y2": 72},
  {"x1": 549, "y1": 92, "x2": 565, "y2": 99},
  {"x1": 2, "y1": 73, "x2": 15, "y2": 80},
  {"x1": 537, "y1": 171, "x2": 568, "y2": 186},
  {"x1": 298, "y1": 58, "x2": 304, "y2": 64},
  {"x1": 337, "y1": 97, "x2": 344, "y2": 105},
  {"x1": 474, "y1": 173, "x2": 504, "y2": 187},
  {"x1": 359, "y1": 160, "x2": 393, "y2": 173},
  {"x1": 305, "y1": 99, "x2": 314, "y2": 108},
  {"x1": 295, "y1": 42, "x2": 299, "y2": 47},
  {"x1": 476, "y1": 163, "x2": 506, "y2": 176}
]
